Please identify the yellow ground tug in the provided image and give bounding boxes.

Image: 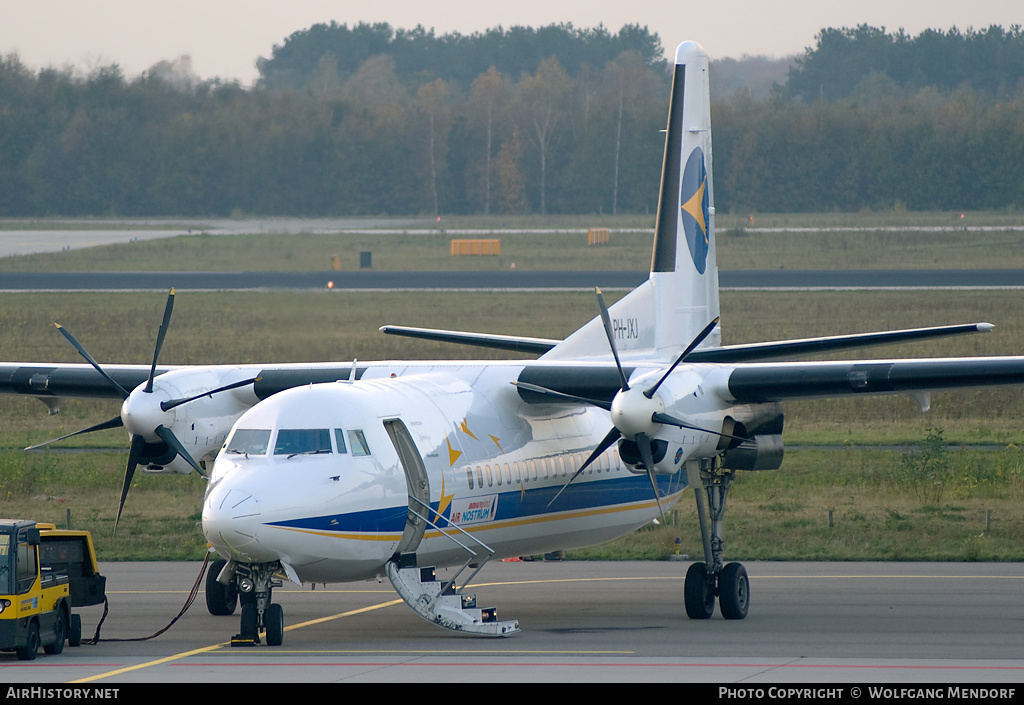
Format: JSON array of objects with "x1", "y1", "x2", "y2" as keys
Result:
[{"x1": 0, "y1": 519, "x2": 105, "y2": 660}]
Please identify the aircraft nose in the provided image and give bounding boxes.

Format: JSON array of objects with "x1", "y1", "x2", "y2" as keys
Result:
[{"x1": 203, "y1": 484, "x2": 267, "y2": 560}]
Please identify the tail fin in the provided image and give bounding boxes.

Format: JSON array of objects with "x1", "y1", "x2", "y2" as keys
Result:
[{"x1": 543, "y1": 41, "x2": 720, "y2": 362}]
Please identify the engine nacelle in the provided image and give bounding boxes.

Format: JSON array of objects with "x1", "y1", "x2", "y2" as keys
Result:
[
  {"x1": 720, "y1": 404, "x2": 785, "y2": 471},
  {"x1": 721, "y1": 434, "x2": 784, "y2": 471},
  {"x1": 617, "y1": 437, "x2": 670, "y2": 474}
]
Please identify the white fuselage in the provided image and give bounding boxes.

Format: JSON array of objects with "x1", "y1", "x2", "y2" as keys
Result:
[{"x1": 200, "y1": 360, "x2": 728, "y2": 584}]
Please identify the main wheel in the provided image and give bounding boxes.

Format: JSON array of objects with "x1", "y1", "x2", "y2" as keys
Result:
[
  {"x1": 264, "y1": 603, "x2": 284, "y2": 646},
  {"x1": 16, "y1": 622, "x2": 39, "y2": 661},
  {"x1": 684, "y1": 562, "x2": 716, "y2": 619},
  {"x1": 206, "y1": 559, "x2": 238, "y2": 616},
  {"x1": 44, "y1": 610, "x2": 66, "y2": 655},
  {"x1": 718, "y1": 562, "x2": 750, "y2": 620}
]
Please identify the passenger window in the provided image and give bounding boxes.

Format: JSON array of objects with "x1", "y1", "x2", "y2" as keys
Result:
[
  {"x1": 475, "y1": 466, "x2": 483, "y2": 487},
  {"x1": 348, "y1": 430, "x2": 371, "y2": 456},
  {"x1": 274, "y1": 429, "x2": 331, "y2": 457},
  {"x1": 466, "y1": 467, "x2": 475, "y2": 490},
  {"x1": 334, "y1": 429, "x2": 348, "y2": 454},
  {"x1": 226, "y1": 429, "x2": 271, "y2": 455}
]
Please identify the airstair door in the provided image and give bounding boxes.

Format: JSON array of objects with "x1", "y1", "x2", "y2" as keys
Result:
[{"x1": 383, "y1": 419, "x2": 430, "y2": 556}]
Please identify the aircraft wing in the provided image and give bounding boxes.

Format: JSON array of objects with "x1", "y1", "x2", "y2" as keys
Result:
[
  {"x1": 0, "y1": 362, "x2": 380, "y2": 403},
  {"x1": 722, "y1": 356, "x2": 1024, "y2": 403},
  {"x1": 0, "y1": 363, "x2": 177, "y2": 400},
  {"x1": 518, "y1": 355, "x2": 1024, "y2": 408}
]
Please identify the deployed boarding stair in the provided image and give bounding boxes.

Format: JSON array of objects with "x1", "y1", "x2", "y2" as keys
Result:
[{"x1": 386, "y1": 497, "x2": 520, "y2": 636}]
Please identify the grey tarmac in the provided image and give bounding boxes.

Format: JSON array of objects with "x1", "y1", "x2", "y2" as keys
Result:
[{"x1": 2, "y1": 560, "x2": 1022, "y2": 683}]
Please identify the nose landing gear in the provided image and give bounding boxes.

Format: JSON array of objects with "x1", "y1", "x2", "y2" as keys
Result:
[{"x1": 216, "y1": 562, "x2": 284, "y2": 647}]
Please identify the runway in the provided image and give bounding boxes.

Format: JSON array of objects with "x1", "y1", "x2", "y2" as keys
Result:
[
  {"x1": 2, "y1": 269, "x2": 1023, "y2": 292},
  {"x1": 3, "y1": 560, "x2": 1022, "y2": 684}
]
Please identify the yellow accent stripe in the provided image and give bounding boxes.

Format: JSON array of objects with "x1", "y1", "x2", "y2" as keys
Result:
[{"x1": 270, "y1": 526, "x2": 404, "y2": 541}]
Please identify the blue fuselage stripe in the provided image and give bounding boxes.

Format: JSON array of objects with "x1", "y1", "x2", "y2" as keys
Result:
[{"x1": 266, "y1": 472, "x2": 686, "y2": 534}]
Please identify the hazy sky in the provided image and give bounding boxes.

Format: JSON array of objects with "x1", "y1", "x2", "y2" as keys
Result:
[{"x1": 2, "y1": 0, "x2": 1021, "y2": 84}]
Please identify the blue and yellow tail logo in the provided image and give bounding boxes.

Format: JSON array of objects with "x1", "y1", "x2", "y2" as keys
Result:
[{"x1": 680, "y1": 148, "x2": 709, "y2": 274}]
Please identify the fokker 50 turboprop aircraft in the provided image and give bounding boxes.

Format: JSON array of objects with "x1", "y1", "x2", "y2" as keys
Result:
[{"x1": 4, "y1": 42, "x2": 1024, "y2": 644}]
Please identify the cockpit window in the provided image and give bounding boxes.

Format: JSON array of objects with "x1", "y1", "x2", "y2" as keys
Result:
[
  {"x1": 274, "y1": 429, "x2": 332, "y2": 457},
  {"x1": 226, "y1": 429, "x2": 271, "y2": 455},
  {"x1": 334, "y1": 429, "x2": 347, "y2": 454},
  {"x1": 348, "y1": 429, "x2": 371, "y2": 456}
]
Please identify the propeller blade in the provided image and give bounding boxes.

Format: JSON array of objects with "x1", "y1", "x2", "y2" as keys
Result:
[
  {"x1": 153, "y1": 424, "x2": 205, "y2": 479},
  {"x1": 651, "y1": 412, "x2": 747, "y2": 443},
  {"x1": 25, "y1": 415, "x2": 124, "y2": 450},
  {"x1": 511, "y1": 381, "x2": 611, "y2": 410},
  {"x1": 595, "y1": 287, "x2": 630, "y2": 393},
  {"x1": 160, "y1": 376, "x2": 261, "y2": 412},
  {"x1": 145, "y1": 288, "x2": 175, "y2": 393},
  {"x1": 115, "y1": 434, "x2": 147, "y2": 532},
  {"x1": 634, "y1": 432, "x2": 666, "y2": 522},
  {"x1": 645, "y1": 317, "x2": 720, "y2": 399},
  {"x1": 54, "y1": 323, "x2": 130, "y2": 399},
  {"x1": 547, "y1": 427, "x2": 621, "y2": 508},
  {"x1": 154, "y1": 425, "x2": 206, "y2": 478}
]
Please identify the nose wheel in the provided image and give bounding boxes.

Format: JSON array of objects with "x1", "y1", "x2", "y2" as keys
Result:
[
  {"x1": 228, "y1": 562, "x2": 285, "y2": 646},
  {"x1": 684, "y1": 458, "x2": 749, "y2": 620}
]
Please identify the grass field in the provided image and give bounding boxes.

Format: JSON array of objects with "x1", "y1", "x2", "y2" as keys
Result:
[
  {"x1": 2, "y1": 211, "x2": 1024, "y2": 272},
  {"x1": 1, "y1": 213, "x2": 1023, "y2": 562}
]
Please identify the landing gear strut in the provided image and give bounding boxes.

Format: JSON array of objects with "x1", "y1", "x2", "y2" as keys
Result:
[
  {"x1": 226, "y1": 562, "x2": 285, "y2": 646},
  {"x1": 684, "y1": 457, "x2": 749, "y2": 620}
]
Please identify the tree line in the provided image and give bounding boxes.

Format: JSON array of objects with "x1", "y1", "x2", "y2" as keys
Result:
[{"x1": 1, "y1": 23, "x2": 1023, "y2": 217}]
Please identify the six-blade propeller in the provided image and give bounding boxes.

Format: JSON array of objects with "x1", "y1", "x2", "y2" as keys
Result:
[
  {"x1": 26, "y1": 289, "x2": 257, "y2": 531},
  {"x1": 518, "y1": 288, "x2": 742, "y2": 517}
]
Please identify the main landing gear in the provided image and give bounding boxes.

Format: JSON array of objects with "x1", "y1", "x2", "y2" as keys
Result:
[
  {"x1": 207, "y1": 559, "x2": 286, "y2": 646},
  {"x1": 684, "y1": 457, "x2": 750, "y2": 620}
]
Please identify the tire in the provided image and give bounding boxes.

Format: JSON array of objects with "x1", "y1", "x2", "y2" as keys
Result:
[
  {"x1": 719, "y1": 562, "x2": 750, "y2": 620},
  {"x1": 68, "y1": 613, "x2": 82, "y2": 647},
  {"x1": 239, "y1": 603, "x2": 258, "y2": 641},
  {"x1": 264, "y1": 603, "x2": 284, "y2": 646},
  {"x1": 17, "y1": 622, "x2": 39, "y2": 661},
  {"x1": 684, "y1": 562, "x2": 716, "y2": 619},
  {"x1": 206, "y1": 560, "x2": 238, "y2": 616},
  {"x1": 44, "y1": 609, "x2": 66, "y2": 655}
]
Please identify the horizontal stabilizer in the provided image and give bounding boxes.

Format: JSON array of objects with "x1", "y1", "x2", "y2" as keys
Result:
[
  {"x1": 380, "y1": 325, "x2": 559, "y2": 355},
  {"x1": 688, "y1": 323, "x2": 993, "y2": 363},
  {"x1": 380, "y1": 322, "x2": 992, "y2": 363}
]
